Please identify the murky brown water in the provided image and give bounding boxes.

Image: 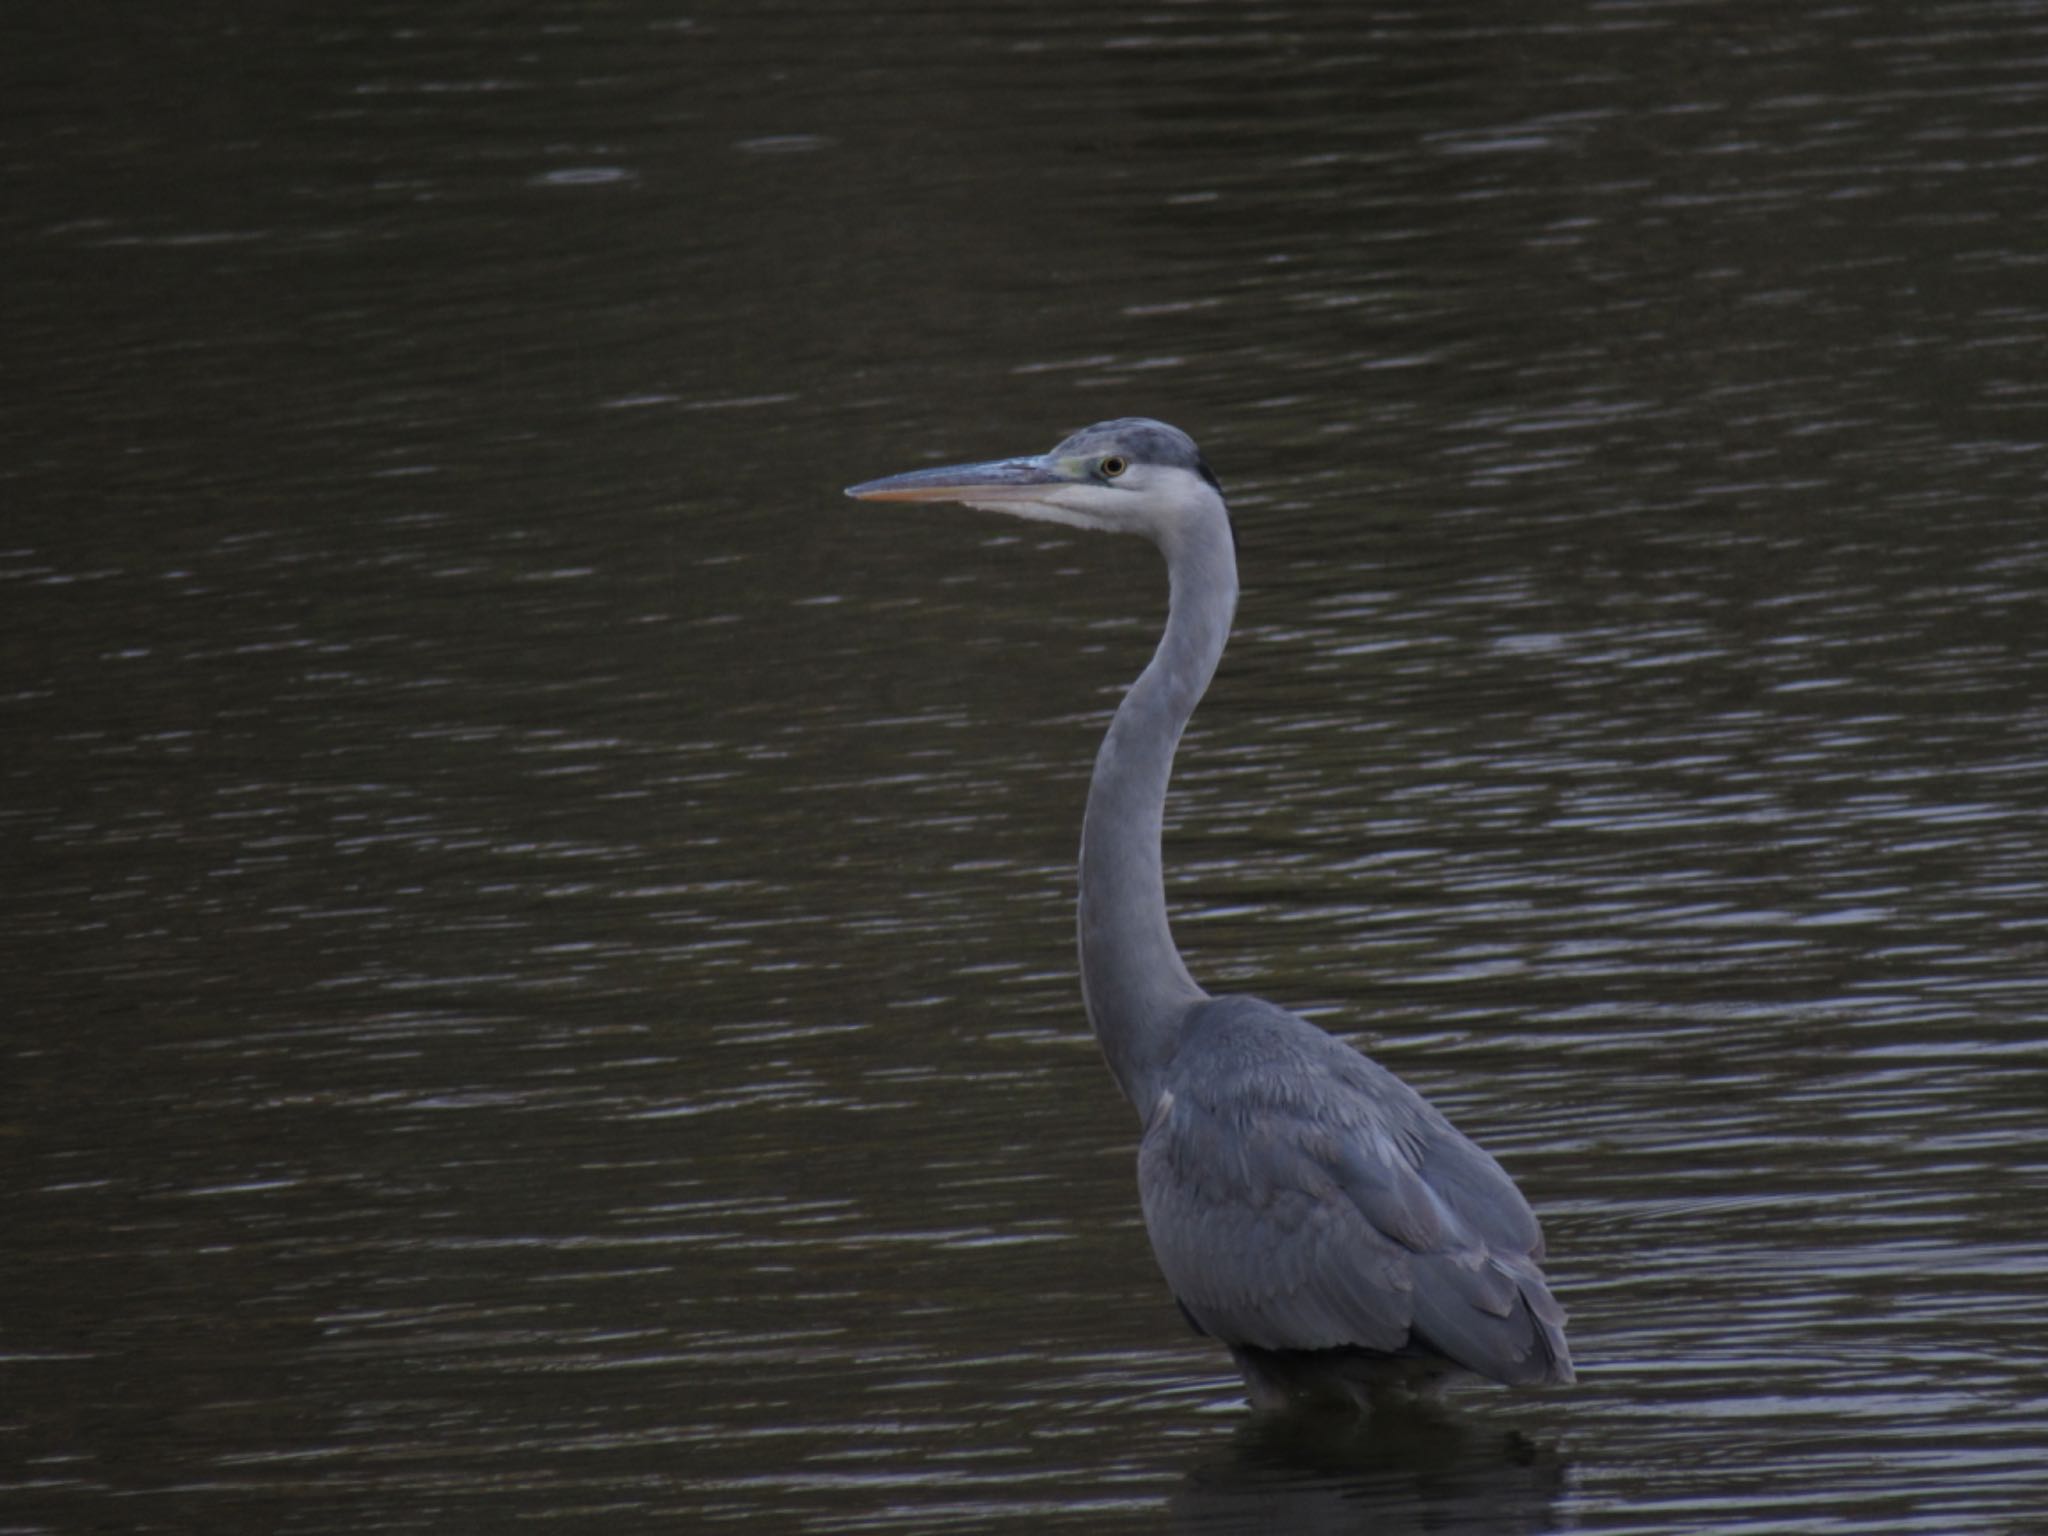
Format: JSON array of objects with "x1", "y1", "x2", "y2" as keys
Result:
[{"x1": 7, "y1": 2, "x2": 2047, "y2": 1531}]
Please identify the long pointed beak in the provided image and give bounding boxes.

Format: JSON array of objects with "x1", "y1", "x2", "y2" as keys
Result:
[{"x1": 844, "y1": 455, "x2": 1068, "y2": 505}]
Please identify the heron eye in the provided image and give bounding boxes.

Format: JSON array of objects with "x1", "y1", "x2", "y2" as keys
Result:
[{"x1": 1100, "y1": 456, "x2": 1128, "y2": 479}]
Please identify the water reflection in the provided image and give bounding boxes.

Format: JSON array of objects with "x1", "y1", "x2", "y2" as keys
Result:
[{"x1": 1172, "y1": 1412, "x2": 1566, "y2": 1535}]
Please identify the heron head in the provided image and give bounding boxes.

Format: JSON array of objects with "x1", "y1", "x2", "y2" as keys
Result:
[{"x1": 845, "y1": 417, "x2": 1225, "y2": 542}]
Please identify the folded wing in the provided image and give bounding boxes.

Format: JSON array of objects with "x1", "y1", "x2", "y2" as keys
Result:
[{"x1": 1136, "y1": 995, "x2": 1571, "y2": 1386}]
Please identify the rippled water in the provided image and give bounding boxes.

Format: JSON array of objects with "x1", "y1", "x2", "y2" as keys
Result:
[{"x1": 6, "y1": 1, "x2": 2047, "y2": 1531}]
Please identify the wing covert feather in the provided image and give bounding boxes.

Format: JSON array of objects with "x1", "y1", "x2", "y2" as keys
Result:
[{"x1": 1134, "y1": 995, "x2": 1571, "y2": 1385}]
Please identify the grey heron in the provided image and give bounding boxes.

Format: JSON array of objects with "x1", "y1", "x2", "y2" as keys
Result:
[{"x1": 846, "y1": 418, "x2": 1573, "y2": 1411}]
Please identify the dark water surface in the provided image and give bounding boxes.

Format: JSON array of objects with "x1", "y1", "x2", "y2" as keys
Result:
[{"x1": 7, "y1": 2, "x2": 2047, "y2": 1531}]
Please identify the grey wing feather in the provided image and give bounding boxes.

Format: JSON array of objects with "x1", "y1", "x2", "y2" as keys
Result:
[
  {"x1": 1136, "y1": 995, "x2": 1572, "y2": 1386},
  {"x1": 1138, "y1": 1082, "x2": 1415, "y2": 1354}
]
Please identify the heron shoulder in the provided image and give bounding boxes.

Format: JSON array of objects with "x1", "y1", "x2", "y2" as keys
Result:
[
  {"x1": 1155, "y1": 993, "x2": 1544, "y2": 1256},
  {"x1": 1162, "y1": 994, "x2": 1445, "y2": 1137}
]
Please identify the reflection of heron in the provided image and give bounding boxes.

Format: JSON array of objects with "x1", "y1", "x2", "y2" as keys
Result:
[
  {"x1": 848, "y1": 419, "x2": 1572, "y2": 1410},
  {"x1": 1174, "y1": 1408, "x2": 1567, "y2": 1534}
]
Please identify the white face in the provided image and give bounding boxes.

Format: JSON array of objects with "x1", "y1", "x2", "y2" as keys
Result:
[
  {"x1": 851, "y1": 451, "x2": 1218, "y2": 543},
  {"x1": 970, "y1": 452, "x2": 1174, "y2": 534}
]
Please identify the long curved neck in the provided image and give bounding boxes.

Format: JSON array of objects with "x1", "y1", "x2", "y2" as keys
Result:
[{"x1": 1078, "y1": 505, "x2": 1237, "y2": 1119}]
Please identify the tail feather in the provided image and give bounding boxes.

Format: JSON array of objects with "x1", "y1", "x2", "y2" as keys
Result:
[{"x1": 1410, "y1": 1251, "x2": 1573, "y2": 1385}]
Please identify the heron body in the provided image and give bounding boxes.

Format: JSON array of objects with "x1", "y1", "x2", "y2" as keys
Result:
[{"x1": 847, "y1": 419, "x2": 1572, "y2": 1410}]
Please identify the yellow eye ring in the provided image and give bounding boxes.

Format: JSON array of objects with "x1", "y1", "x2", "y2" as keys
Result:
[{"x1": 1100, "y1": 456, "x2": 1127, "y2": 478}]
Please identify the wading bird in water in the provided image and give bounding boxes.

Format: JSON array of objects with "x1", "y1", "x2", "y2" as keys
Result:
[{"x1": 846, "y1": 419, "x2": 1572, "y2": 1411}]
